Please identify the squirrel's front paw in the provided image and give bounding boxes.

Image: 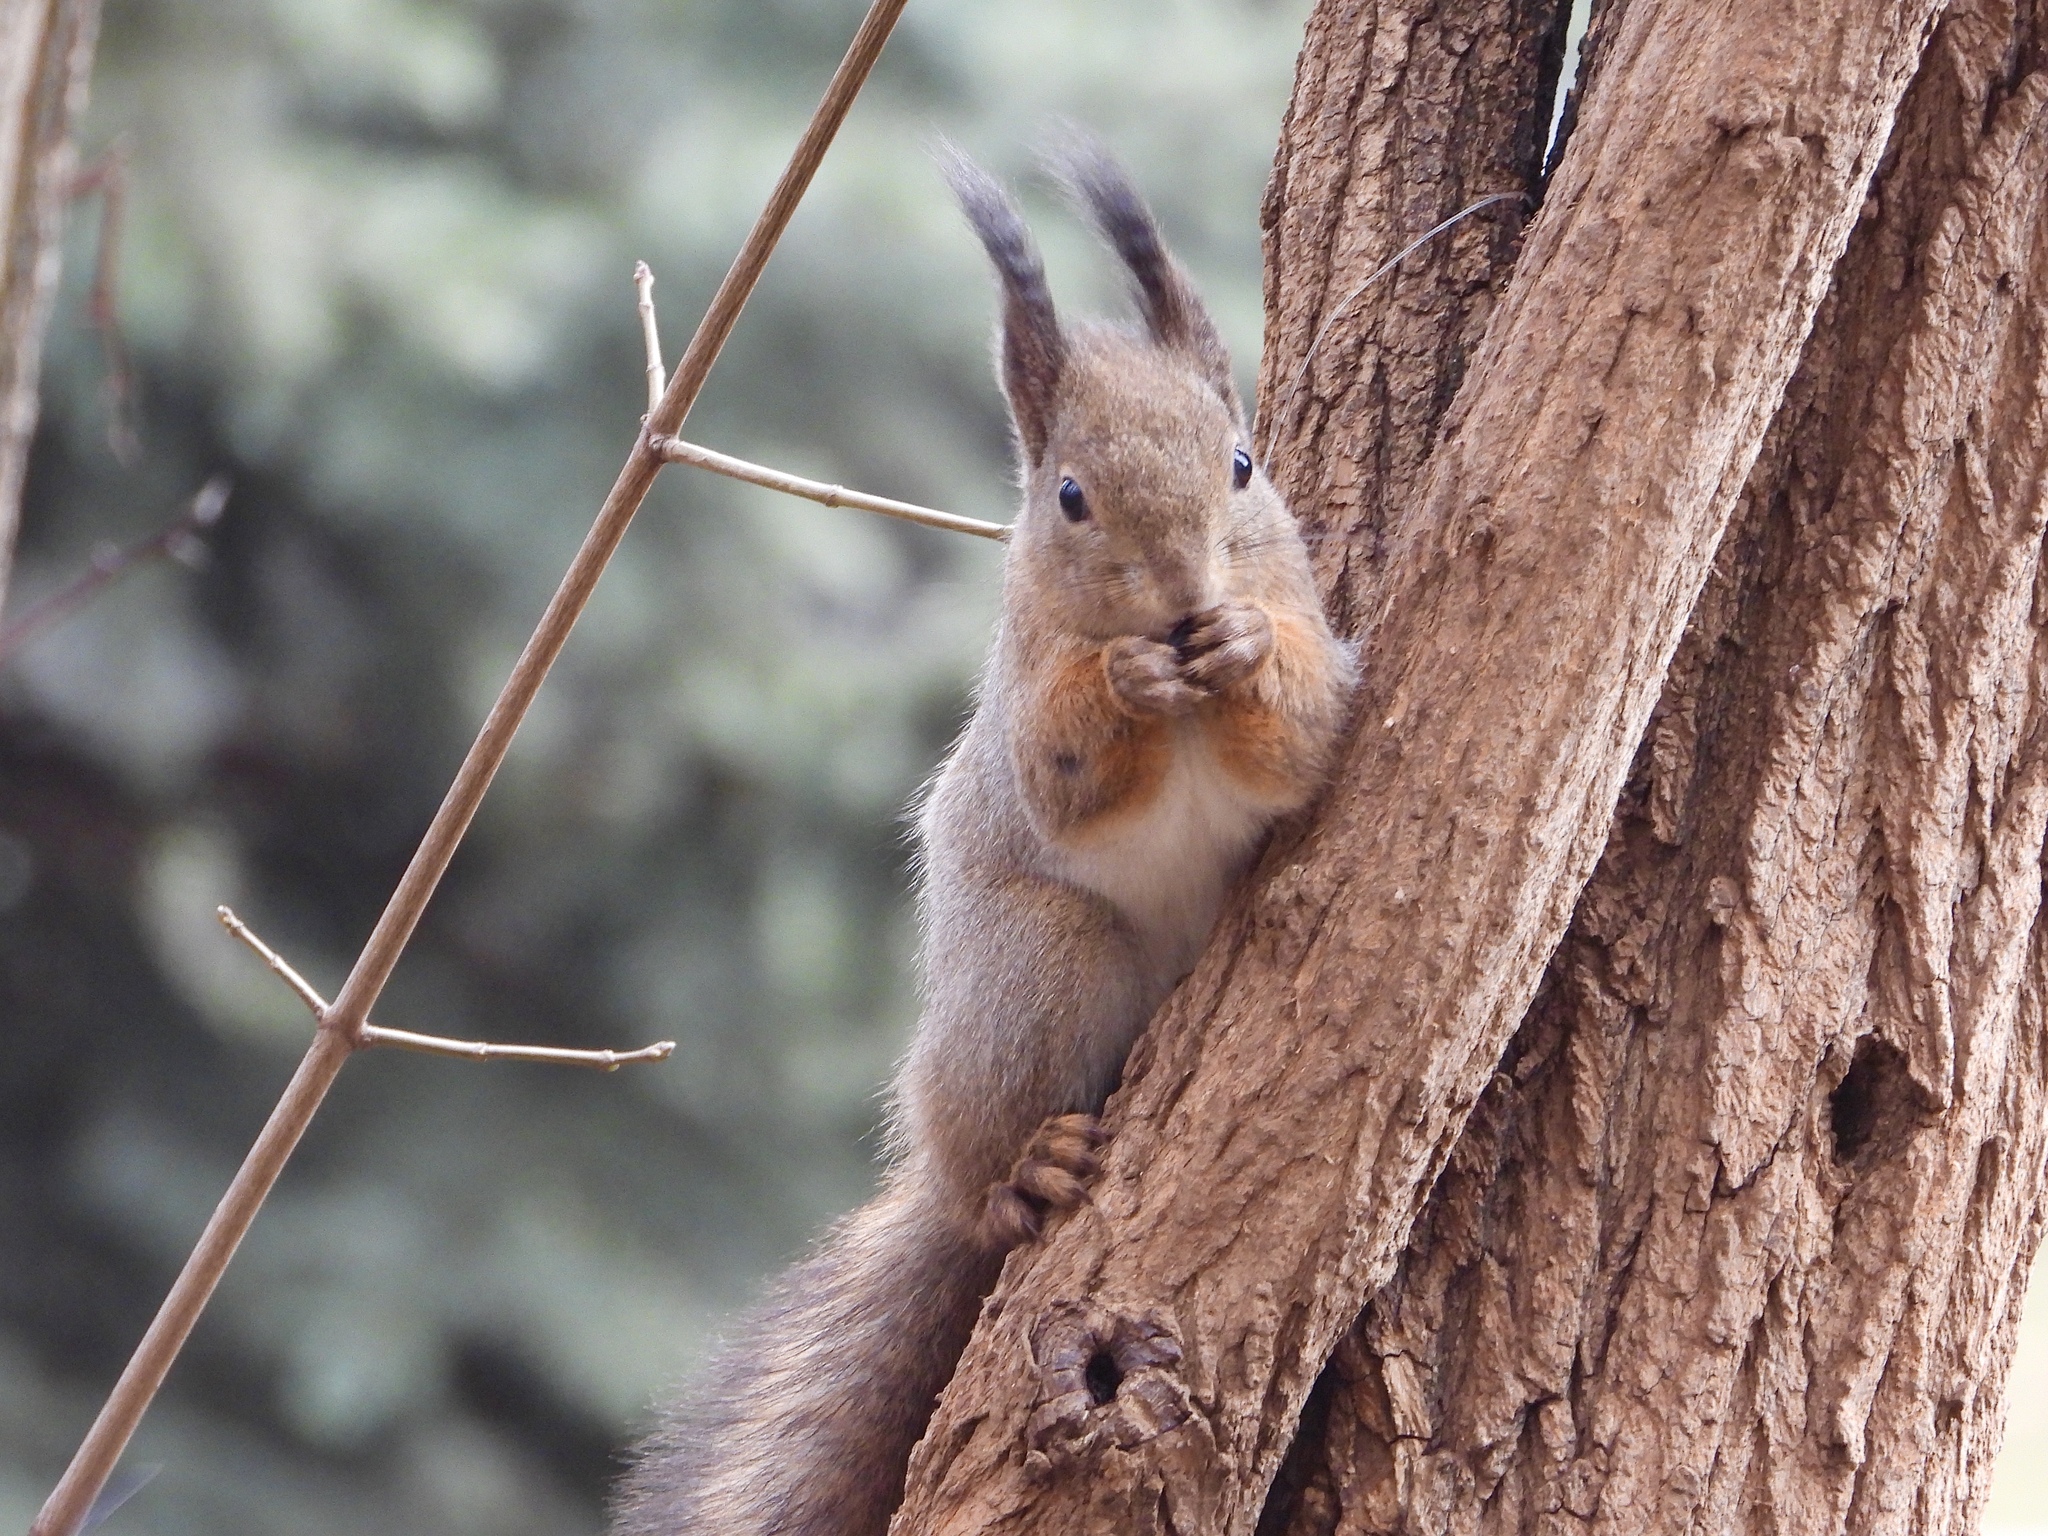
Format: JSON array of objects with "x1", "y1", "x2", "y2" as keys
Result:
[
  {"x1": 1106, "y1": 636, "x2": 1207, "y2": 716},
  {"x1": 982, "y1": 1113, "x2": 1109, "y2": 1249},
  {"x1": 1174, "y1": 601, "x2": 1273, "y2": 692}
]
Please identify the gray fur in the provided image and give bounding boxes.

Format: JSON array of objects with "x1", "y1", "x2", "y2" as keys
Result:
[
  {"x1": 939, "y1": 148, "x2": 1066, "y2": 464},
  {"x1": 1053, "y1": 140, "x2": 1240, "y2": 415}
]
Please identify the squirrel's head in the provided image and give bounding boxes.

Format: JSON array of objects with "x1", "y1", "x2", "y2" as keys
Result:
[{"x1": 948, "y1": 145, "x2": 1286, "y2": 641}]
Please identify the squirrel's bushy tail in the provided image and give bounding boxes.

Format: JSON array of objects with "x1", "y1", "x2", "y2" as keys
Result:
[{"x1": 612, "y1": 1180, "x2": 999, "y2": 1536}]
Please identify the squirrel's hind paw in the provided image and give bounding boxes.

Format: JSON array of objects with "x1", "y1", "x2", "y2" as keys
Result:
[{"x1": 981, "y1": 1113, "x2": 1108, "y2": 1249}]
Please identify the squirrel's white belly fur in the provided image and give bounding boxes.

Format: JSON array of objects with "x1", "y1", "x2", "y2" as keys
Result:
[{"x1": 1051, "y1": 720, "x2": 1274, "y2": 993}]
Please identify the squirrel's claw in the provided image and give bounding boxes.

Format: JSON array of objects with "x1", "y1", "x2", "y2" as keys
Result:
[
  {"x1": 1176, "y1": 601, "x2": 1274, "y2": 692},
  {"x1": 981, "y1": 1113, "x2": 1108, "y2": 1249},
  {"x1": 1106, "y1": 636, "x2": 1207, "y2": 716}
]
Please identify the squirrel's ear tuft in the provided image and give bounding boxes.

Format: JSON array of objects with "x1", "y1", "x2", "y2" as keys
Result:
[
  {"x1": 941, "y1": 145, "x2": 1065, "y2": 466},
  {"x1": 1053, "y1": 138, "x2": 1239, "y2": 419}
]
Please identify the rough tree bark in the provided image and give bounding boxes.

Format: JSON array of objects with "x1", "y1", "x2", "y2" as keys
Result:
[
  {"x1": 0, "y1": 0, "x2": 99, "y2": 610},
  {"x1": 1261, "y1": 1, "x2": 2048, "y2": 1530},
  {"x1": 891, "y1": 0, "x2": 2048, "y2": 1534}
]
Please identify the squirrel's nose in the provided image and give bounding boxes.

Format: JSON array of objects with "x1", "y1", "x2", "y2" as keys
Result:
[{"x1": 1149, "y1": 559, "x2": 1206, "y2": 620}]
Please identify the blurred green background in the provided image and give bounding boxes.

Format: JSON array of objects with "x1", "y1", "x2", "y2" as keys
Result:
[
  {"x1": 0, "y1": 1, "x2": 1313, "y2": 1531},
  {"x1": 0, "y1": 2, "x2": 2041, "y2": 1533}
]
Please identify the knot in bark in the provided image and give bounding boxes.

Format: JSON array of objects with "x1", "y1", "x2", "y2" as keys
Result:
[{"x1": 1023, "y1": 1301, "x2": 1190, "y2": 1477}]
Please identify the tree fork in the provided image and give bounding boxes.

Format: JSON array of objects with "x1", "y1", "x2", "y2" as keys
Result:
[
  {"x1": 1254, "y1": 0, "x2": 1566, "y2": 627},
  {"x1": 891, "y1": 0, "x2": 1949, "y2": 1533},
  {"x1": 1266, "y1": 0, "x2": 2048, "y2": 1529}
]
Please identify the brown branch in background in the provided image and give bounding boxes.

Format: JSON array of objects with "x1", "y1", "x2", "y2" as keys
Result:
[
  {"x1": 0, "y1": 474, "x2": 225, "y2": 663},
  {"x1": 69, "y1": 139, "x2": 135, "y2": 464},
  {"x1": 0, "y1": 0, "x2": 108, "y2": 619},
  {"x1": 217, "y1": 907, "x2": 675, "y2": 1070},
  {"x1": 632, "y1": 270, "x2": 1005, "y2": 540},
  {"x1": 29, "y1": 2, "x2": 912, "y2": 1533},
  {"x1": 653, "y1": 433, "x2": 1007, "y2": 540}
]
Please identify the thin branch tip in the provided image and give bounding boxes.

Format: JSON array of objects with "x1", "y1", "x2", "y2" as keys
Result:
[
  {"x1": 0, "y1": 476, "x2": 232, "y2": 662},
  {"x1": 359, "y1": 1022, "x2": 677, "y2": 1071},
  {"x1": 635, "y1": 261, "x2": 666, "y2": 413},
  {"x1": 216, "y1": 905, "x2": 329, "y2": 1021},
  {"x1": 654, "y1": 435, "x2": 1008, "y2": 541},
  {"x1": 191, "y1": 475, "x2": 231, "y2": 527}
]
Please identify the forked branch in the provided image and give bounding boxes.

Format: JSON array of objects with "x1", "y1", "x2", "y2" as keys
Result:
[
  {"x1": 217, "y1": 906, "x2": 675, "y2": 1069},
  {"x1": 0, "y1": 476, "x2": 226, "y2": 663},
  {"x1": 631, "y1": 265, "x2": 1006, "y2": 540},
  {"x1": 630, "y1": 200, "x2": 1529, "y2": 548}
]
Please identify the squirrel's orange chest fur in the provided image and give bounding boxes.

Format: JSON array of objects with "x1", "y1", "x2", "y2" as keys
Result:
[
  {"x1": 1048, "y1": 711, "x2": 1280, "y2": 986},
  {"x1": 1009, "y1": 613, "x2": 1345, "y2": 988}
]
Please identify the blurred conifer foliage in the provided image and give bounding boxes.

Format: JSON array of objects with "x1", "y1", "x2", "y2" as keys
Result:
[{"x1": 0, "y1": 0, "x2": 1308, "y2": 1529}]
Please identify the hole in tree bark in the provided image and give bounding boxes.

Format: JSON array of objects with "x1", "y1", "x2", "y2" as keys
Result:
[
  {"x1": 1255, "y1": 1358, "x2": 1340, "y2": 1536},
  {"x1": 1085, "y1": 1348, "x2": 1123, "y2": 1405},
  {"x1": 1026, "y1": 1304, "x2": 1190, "y2": 1466},
  {"x1": 1971, "y1": 1137, "x2": 2002, "y2": 1204},
  {"x1": 1829, "y1": 1033, "x2": 1910, "y2": 1161}
]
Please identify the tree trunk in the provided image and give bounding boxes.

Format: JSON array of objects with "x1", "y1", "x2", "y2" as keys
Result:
[
  {"x1": 0, "y1": 0, "x2": 99, "y2": 611},
  {"x1": 892, "y1": 0, "x2": 2048, "y2": 1534},
  {"x1": 1261, "y1": 1, "x2": 2048, "y2": 1530}
]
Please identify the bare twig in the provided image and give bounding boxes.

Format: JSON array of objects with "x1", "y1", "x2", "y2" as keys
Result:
[
  {"x1": 654, "y1": 434, "x2": 1007, "y2": 540},
  {"x1": 360, "y1": 1025, "x2": 674, "y2": 1069},
  {"x1": 635, "y1": 260, "x2": 665, "y2": 415},
  {"x1": 213, "y1": 906, "x2": 325, "y2": 1015},
  {"x1": 216, "y1": 906, "x2": 674, "y2": 1070},
  {"x1": 0, "y1": 475, "x2": 227, "y2": 663},
  {"x1": 30, "y1": 3, "x2": 911, "y2": 1532},
  {"x1": 635, "y1": 269, "x2": 1001, "y2": 539},
  {"x1": 70, "y1": 141, "x2": 137, "y2": 465}
]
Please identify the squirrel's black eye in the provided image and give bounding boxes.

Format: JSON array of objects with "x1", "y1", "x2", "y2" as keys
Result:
[
  {"x1": 1232, "y1": 447, "x2": 1254, "y2": 489},
  {"x1": 1058, "y1": 477, "x2": 1089, "y2": 522}
]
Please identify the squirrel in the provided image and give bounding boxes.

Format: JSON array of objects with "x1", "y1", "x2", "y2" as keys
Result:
[{"x1": 611, "y1": 145, "x2": 1355, "y2": 1536}]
